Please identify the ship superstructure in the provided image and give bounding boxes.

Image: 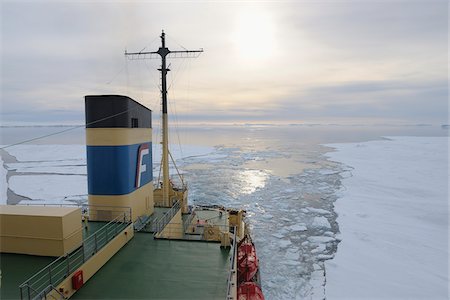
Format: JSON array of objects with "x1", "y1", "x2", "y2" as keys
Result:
[{"x1": 0, "y1": 31, "x2": 264, "y2": 300}]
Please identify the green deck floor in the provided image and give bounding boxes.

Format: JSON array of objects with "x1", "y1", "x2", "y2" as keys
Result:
[
  {"x1": 72, "y1": 232, "x2": 231, "y2": 300},
  {"x1": 82, "y1": 221, "x2": 108, "y2": 239},
  {"x1": 0, "y1": 221, "x2": 126, "y2": 300},
  {"x1": 0, "y1": 253, "x2": 53, "y2": 300}
]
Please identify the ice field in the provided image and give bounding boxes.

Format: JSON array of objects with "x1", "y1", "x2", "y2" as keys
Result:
[
  {"x1": 325, "y1": 137, "x2": 448, "y2": 299},
  {"x1": 1, "y1": 126, "x2": 448, "y2": 299}
]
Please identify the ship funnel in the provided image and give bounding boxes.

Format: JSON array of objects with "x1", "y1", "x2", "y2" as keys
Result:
[{"x1": 85, "y1": 95, "x2": 153, "y2": 221}]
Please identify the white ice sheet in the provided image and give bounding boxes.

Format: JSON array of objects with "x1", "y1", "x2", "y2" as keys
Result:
[
  {"x1": 5, "y1": 145, "x2": 86, "y2": 162},
  {"x1": 0, "y1": 156, "x2": 7, "y2": 204},
  {"x1": 324, "y1": 136, "x2": 449, "y2": 299},
  {"x1": 9, "y1": 175, "x2": 87, "y2": 203}
]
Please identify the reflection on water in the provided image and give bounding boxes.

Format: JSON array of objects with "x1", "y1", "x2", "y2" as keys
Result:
[{"x1": 238, "y1": 169, "x2": 269, "y2": 194}]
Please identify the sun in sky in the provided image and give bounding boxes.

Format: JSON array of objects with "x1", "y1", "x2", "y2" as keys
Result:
[{"x1": 231, "y1": 8, "x2": 277, "y2": 62}]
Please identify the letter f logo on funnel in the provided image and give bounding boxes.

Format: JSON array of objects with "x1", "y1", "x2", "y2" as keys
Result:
[{"x1": 136, "y1": 144, "x2": 150, "y2": 188}]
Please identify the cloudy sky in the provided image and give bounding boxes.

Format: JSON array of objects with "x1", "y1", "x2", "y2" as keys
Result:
[{"x1": 0, "y1": 0, "x2": 448, "y2": 125}]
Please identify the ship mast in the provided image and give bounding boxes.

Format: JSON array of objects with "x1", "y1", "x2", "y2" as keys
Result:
[{"x1": 125, "y1": 30, "x2": 203, "y2": 207}]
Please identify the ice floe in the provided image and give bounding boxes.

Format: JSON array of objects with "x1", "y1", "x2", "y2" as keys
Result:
[
  {"x1": 277, "y1": 239, "x2": 292, "y2": 248},
  {"x1": 304, "y1": 207, "x2": 330, "y2": 215},
  {"x1": 9, "y1": 175, "x2": 87, "y2": 203},
  {"x1": 311, "y1": 243, "x2": 326, "y2": 254},
  {"x1": 311, "y1": 216, "x2": 331, "y2": 229},
  {"x1": 308, "y1": 236, "x2": 335, "y2": 244},
  {"x1": 288, "y1": 224, "x2": 307, "y2": 232}
]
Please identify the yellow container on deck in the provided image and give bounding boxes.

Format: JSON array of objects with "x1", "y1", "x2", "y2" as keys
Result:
[{"x1": 0, "y1": 205, "x2": 82, "y2": 257}]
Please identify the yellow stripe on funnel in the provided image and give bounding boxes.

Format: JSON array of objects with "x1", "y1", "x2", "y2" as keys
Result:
[{"x1": 86, "y1": 128, "x2": 152, "y2": 146}]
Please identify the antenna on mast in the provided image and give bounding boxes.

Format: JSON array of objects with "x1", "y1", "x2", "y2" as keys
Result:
[{"x1": 125, "y1": 30, "x2": 203, "y2": 207}]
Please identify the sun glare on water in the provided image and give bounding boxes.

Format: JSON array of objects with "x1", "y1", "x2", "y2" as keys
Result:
[{"x1": 232, "y1": 10, "x2": 276, "y2": 62}]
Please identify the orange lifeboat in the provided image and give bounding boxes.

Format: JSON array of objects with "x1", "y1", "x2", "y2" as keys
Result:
[
  {"x1": 237, "y1": 282, "x2": 265, "y2": 300},
  {"x1": 237, "y1": 240, "x2": 259, "y2": 283}
]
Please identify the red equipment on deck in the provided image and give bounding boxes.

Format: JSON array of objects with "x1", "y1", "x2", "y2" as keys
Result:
[
  {"x1": 237, "y1": 282, "x2": 265, "y2": 300},
  {"x1": 71, "y1": 270, "x2": 84, "y2": 290},
  {"x1": 237, "y1": 239, "x2": 259, "y2": 283}
]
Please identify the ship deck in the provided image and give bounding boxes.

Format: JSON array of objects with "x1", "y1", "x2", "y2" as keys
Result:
[
  {"x1": 1, "y1": 253, "x2": 54, "y2": 299},
  {"x1": 71, "y1": 232, "x2": 231, "y2": 300},
  {"x1": 0, "y1": 220, "x2": 123, "y2": 300},
  {"x1": 1, "y1": 210, "x2": 233, "y2": 300}
]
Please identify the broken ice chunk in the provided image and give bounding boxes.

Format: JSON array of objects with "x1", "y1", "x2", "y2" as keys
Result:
[
  {"x1": 307, "y1": 207, "x2": 331, "y2": 215},
  {"x1": 277, "y1": 239, "x2": 292, "y2": 248},
  {"x1": 311, "y1": 216, "x2": 331, "y2": 229},
  {"x1": 289, "y1": 224, "x2": 307, "y2": 232}
]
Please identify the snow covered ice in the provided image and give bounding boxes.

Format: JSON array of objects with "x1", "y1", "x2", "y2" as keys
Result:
[
  {"x1": 0, "y1": 156, "x2": 7, "y2": 204},
  {"x1": 325, "y1": 136, "x2": 449, "y2": 299},
  {"x1": 2, "y1": 145, "x2": 87, "y2": 204},
  {"x1": 311, "y1": 216, "x2": 331, "y2": 229},
  {"x1": 6, "y1": 144, "x2": 85, "y2": 162},
  {"x1": 9, "y1": 175, "x2": 87, "y2": 203}
]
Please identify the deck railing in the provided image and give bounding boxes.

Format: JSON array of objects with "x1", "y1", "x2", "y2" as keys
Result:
[
  {"x1": 226, "y1": 227, "x2": 238, "y2": 300},
  {"x1": 183, "y1": 210, "x2": 196, "y2": 231},
  {"x1": 149, "y1": 201, "x2": 180, "y2": 234},
  {"x1": 156, "y1": 222, "x2": 230, "y2": 241},
  {"x1": 21, "y1": 203, "x2": 132, "y2": 223},
  {"x1": 18, "y1": 211, "x2": 132, "y2": 300}
]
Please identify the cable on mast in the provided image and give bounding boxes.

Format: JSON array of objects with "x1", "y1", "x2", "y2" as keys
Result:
[{"x1": 125, "y1": 30, "x2": 203, "y2": 207}]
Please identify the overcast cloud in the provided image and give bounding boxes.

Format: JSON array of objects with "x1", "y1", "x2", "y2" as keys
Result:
[{"x1": 0, "y1": 1, "x2": 448, "y2": 125}]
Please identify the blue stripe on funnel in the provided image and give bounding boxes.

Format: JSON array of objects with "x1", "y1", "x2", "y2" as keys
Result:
[{"x1": 87, "y1": 142, "x2": 152, "y2": 195}]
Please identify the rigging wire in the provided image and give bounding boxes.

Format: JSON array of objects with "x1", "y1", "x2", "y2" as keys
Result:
[
  {"x1": 156, "y1": 70, "x2": 164, "y2": 187},
  {"x1": 184, "y1": 58, "x2": 193, "y2": 143},
  {"x1": 157, "y1": 44, "x2": 194, "y2": 183},
  {"x1": 168, "y1": 150, "x2": 185, "y2": 186},
  {"x1": 143, "y1": 34, "x2": 160, "y2": 53},
  {"x1": 137, "y1": 56, "x2": 145, "y2": 103},
  {"x1": 157, "y1": 152, "x2": 163, "y2": 187},
  {"x1": 167, "y1": 59, "x2": 189, "y2": 161},
  {"x1": 167, "y1": 56, "x2": 188, "y2": 91},
  {"x1": 105, "y1": 61, "x2": 127, "y2": 85},
  {"x1": 172, "y1": 91, "x2": 184, "y2": 161},
  {"x1": 166, "y1": 34, "x2": 188, "y2": 51},
  {"x1": 125, "y1": 53, "x2": 130, "y2": 96},
  {"x1": 144, "y1": 60, "x2": 162, "y2": 93},
  {"x1": 0, "y1": 107, "x2": 140, "y2": 150},
  {"x1": 166, "y1": 46, "x2": 198, "y2": 158}
]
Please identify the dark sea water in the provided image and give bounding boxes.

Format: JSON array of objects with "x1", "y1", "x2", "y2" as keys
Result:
[{"x1": 0, "y1": 124, "x2": 446, "y2": 299}]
